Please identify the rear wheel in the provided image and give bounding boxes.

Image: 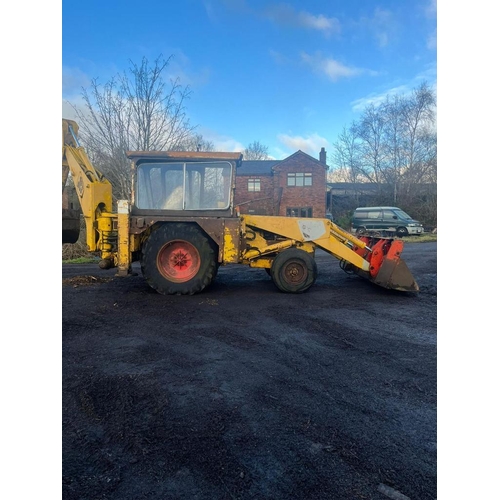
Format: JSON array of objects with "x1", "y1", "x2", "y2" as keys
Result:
[
  {"x1": 356, "y1": 227, "x2": 366, "y2": 236},
  {"x1": 141, "y1": 224, "x2": 217, "y2": 295},
  {"x1": 270, "y1": 248, "x2": 317, "y2": 293}
]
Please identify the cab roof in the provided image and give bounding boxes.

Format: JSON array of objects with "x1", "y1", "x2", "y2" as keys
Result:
[{"x1": 126, "y1": 151, "x2": 243, "y2": 163}]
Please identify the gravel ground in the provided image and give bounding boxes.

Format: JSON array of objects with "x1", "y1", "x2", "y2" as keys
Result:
[{"x1": 62, "y1": 242, "x2": 437, "y2": 500}]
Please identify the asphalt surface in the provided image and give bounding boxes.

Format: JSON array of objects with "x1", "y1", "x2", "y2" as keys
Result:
[{"x1": 62, "y1": 241, "x2": 437, "y2": 500}]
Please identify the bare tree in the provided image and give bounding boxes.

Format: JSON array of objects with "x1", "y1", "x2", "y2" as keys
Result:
[
  {"x1": 170, "y1": 134, "x2": 215, "y2": 152},
  {"x1": 331, "y1": 123, "x2": 361, "y2": 183},
  {"x1": 353, "y1": 104, "x2": 387, "y2": 191},
  {"x1": 398, "y1": 82, "x2": 436, "y2": 190},
  {"x1": 328, "y1": 81, "x2": 437, "y2": 225},
  {"x1": 67, "y1": 54, "x2": 202, "y2": 201},
  {"x1": 381, "y1": 94, "x2": 406, "y2": 203},
  {"x1": 243, "y1": 141, "x2": 270, "y2": 160}
]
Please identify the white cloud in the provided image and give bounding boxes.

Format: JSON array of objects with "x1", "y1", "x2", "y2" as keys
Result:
[
  {"x1": 297, "y1": 11, "x2": 341, "y2": 36},
  {"x1": 358, "y1": 7, "x2": 397, "y2": 48},
  {"x1": 203, "y1": 0, "x2": 218, "y2": 22},
  {"x1": 62, "y1": 66, "x2": 91, "y2": 98},
  {"x1": 62, "y1": 67, "x2": 91, "y2": 119},
  {"x1": 350, "y1": 73, "x2": 437, "y2": 113},
  {"x1": 197, "y1": 127, "x2": 245, "y2": 152},
  {"x1": 62, "y1": 100, "x2": 79, "y2": 120},
  {"x1": 300, "y1": 52, "x2": 371, "y2": 82},
  {"x1": 425, "y1": 0, "x2": 437, "y2": 19},
  {"x1": 351, "y1": 84, "x2": 411, "y2": 112},
  {"x1": 277, "y1": 133, "x2": 330, "y2": 158},
  {"x1": 213, "y1": 137, "x2": 246, "y2": 152},
  {"x1": 263, "y1": 4, "x2": 341, "y2": 37}
]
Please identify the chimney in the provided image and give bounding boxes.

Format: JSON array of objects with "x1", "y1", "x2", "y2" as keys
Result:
[{"x1": 319, "y1": 147, "x2": 326, "y2": 165}]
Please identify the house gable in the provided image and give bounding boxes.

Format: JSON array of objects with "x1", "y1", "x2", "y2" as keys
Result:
[
  {"x1": 272, "y1": 150, "x2": 328, "y2": 172},
  {"x1": 234, "y1": 149, "x2": 328, "y2": 217}
]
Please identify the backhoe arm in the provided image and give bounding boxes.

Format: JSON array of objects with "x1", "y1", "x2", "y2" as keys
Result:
[{"x1": 62, "y1": 119, "x2": 116, "y2": 259}]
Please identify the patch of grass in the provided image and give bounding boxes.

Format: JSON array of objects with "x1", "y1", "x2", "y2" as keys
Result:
[
  {"x1": 402, "y1": 233, "x2": 437, "y2": 243},
  {"x1": 63, "y1": 256, "x2": 100, "y2": 264}
]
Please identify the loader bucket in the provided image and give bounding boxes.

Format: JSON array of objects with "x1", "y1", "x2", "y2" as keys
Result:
[
  {"x1": 355, "y1": 237, "x2": 419, "y2": 292},
  {"x1": 370, "y1": 254, "x2": 419, "y2": 292}
]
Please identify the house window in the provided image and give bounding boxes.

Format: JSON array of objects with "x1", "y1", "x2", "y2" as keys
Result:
[
  {"x1": 287, "y1": 173, "x2": 312, "y2": 187},
  {"x1": 286, "y1": 207, "x2": 313, "y2": 218},
  {"x1": 248, "y1": 178, "x2": 261, "y2": 192}
]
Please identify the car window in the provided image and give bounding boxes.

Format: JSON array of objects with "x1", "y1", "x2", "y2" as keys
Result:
[{"x1": 393, "y1": 209, "x2": 412, "y2": 220}]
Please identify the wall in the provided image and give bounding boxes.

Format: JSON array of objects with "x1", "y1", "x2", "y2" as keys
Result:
[
  {"x1": 272, "y1": 152, "x2": 327, "y2": 218},
  {"x1": 234, "y1": 175, "x2": 275, "y2": 215}
]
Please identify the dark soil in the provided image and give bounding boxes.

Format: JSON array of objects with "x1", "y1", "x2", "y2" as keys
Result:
[{"x1": 62, "y1": 242, "x2": 437, "y2": 500}]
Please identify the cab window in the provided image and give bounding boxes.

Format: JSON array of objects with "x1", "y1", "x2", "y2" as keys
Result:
[{"x1": 136, "y1": 161, "x2": 232, "y2": 210}]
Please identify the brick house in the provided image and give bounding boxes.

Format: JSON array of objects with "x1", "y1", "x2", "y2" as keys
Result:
[{"x1": 234, "y1": 148, "x2": 329, "y2": 217}]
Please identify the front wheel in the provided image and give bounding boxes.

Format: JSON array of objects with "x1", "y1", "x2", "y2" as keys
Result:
[
  {"x1": 396, "y1": 227, "x2": 409, "y2": 237},
  {"x1": 141, "y1": 224, "x2": 218, "y2": 295},
  {"x1": 270, "y1": 248, "x2": 317, "y2": 293}
]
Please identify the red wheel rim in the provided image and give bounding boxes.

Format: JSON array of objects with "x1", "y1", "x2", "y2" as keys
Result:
[{"x1": 157, "y1": 240, "x2": 201, "y2": 282}]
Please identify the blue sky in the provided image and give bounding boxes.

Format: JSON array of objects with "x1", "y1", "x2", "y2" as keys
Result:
[{"x1": 62, "y1": 0, "x2": 436, "y2": 160}]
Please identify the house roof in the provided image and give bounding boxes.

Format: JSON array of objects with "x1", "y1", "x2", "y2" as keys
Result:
[
  {"x1": 277, "y1": 150, "x2": 327, "y2": 170},
  {"x1": 237, "y1": 150, "x2": 327, "y2": 176},
  {"x1": 237, "y1": 160, "x2": 279, "y2": 175}
]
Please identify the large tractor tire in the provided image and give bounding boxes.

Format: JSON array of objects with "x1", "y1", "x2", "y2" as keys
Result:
[
  {"x1": 141, "y1": 223, "x2": 218, "y2": 295},
  {"x1": 270, "y1": 248, "x2": 317, "y2": 293}
]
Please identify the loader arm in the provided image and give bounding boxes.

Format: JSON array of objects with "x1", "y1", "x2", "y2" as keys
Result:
[
  {"x1": 62, "y1": 119, "x2": 116, "y2": 261},
  {"x1": 241, "y1": 215, "x2": 419, "y2": 292}
]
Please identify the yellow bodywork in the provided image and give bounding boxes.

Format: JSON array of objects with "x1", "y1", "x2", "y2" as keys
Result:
[
  {"x1": 222, "y1": 222, "x2": 240, "y2": 263},
  {"x1": 62, "y1": 119, "x2": 117, "y2": 263},
  {"x1": 241, "y1": 215, "x2": 371, "y2": 272}
]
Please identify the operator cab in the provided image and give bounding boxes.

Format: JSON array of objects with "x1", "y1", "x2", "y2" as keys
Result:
[{"x1": 126, "y1": 151, "x2": 242, "y2": 218}]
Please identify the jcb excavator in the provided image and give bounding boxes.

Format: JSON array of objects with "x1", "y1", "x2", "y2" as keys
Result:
[{"x1": 62, "y1": 118, "x2": 419, "y2": 295}]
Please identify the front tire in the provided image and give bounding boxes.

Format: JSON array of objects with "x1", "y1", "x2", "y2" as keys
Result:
[
  {"x1": 141, "y1": 224, "x2": 218, "y2": 295},
  {"x1": 270, "y1": 248, "x2": 317, "y2": 293},
  {"x1": 396, "y1": 227, "x2": 409, "y2": 237}
]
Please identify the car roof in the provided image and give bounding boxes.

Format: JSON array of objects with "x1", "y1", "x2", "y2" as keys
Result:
[{"x1": 355, "y1": 206, "x2": 400, "y2": 210}]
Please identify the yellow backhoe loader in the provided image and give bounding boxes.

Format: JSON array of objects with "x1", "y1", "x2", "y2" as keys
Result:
[{"x1": 62, "y1": 118, "x2": 419, "y2": 295}]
